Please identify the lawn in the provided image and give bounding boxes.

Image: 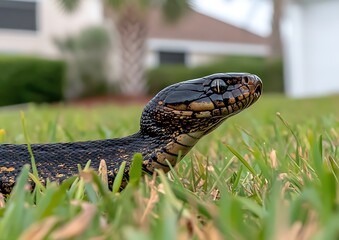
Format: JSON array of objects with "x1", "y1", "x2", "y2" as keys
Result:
[{"x1": 0, "y1": 94, "x2": 338, "y2": 240}]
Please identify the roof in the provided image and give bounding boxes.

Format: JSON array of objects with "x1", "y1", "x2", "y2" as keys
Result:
[{"x1": 147, "y1": 9, "x2": 268, "y2": 45}]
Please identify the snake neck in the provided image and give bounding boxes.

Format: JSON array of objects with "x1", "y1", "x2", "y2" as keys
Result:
[
  {"x1": 138, "y1": 128, "x2": 204, "y2": 174},
  {"x1": 138, "y1": 100, "x2": 213, "y2": 174}
]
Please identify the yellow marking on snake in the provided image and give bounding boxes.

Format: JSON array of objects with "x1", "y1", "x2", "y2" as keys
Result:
[
  {"x1": 151, "y1": 159, "x2": 171, "y2": 170},
  {"x1": 172, "y1": 110, "x2": 193, "y2": 116},
  {"x1": 154, "y1": 151, "x2": 175, "y2": 165},
  {"x1": 0, "y1": 167, "x2": 15, "y2": 172},
  {"x1": 228, "y1": 98, "x2": 236, "y2": 104},
  {"x1": 188, "y1": 102, "x2": 214, "y2": 111},
  {"x1": 165, "y1": 142, "x2": 190, "y2": 156},
  {"x1": 167, "y1": 104, "x2": 187, "y2": 111},
  {"x1": 221, "y1": 107, "x2": 228, "y2": 114},
  {"x1": 195, "y1": 111, "x2": 212, "y2": 118},
  {"x1": 243, "y1": 92, "x2": 250, "y2": 98},
  {"x1": 227, "y1": 106, "x2": 233, "y2": 113}
]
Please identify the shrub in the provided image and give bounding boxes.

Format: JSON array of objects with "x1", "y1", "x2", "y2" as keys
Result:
[
  {"x1": 55, "y1": 26, "x2": 112, "y2": 99},
  {"x1": 147, "y1": 56, "x2": 284, "y2": 94},
  {"x1": 0, "y1": 56, "x2": 65, "y2": 106}
]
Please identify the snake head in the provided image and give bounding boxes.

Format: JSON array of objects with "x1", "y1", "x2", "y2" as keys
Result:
[{"x1": 141, "y1": 73, "x2": 262, "y2": 136}]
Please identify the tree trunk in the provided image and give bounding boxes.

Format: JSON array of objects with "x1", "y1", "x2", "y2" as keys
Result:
[
  {"x1": 269, "y1": 0, "x2": 283, "y2": 60},
  {"x1": 115, "y1": 5, "x2": 148, "y2": 96}
]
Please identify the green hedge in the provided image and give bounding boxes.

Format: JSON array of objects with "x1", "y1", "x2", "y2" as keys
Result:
[
  {"x1": 0, "y1": 56, "x2": 65, "y2": 106},
  {"x1": 147, "y1": 56, "x2": 284, "y2": 95}
]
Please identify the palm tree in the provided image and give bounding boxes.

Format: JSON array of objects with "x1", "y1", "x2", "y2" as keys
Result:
[
  {"x1": 243, "y1": 0, "x2": 283, "y2": 60},
  {"x1": 269, "y1": 0, "x2": 283, "y2": 60},
  {"x1": 57, "y1": 0, "x2": 191, "y2": 96}
]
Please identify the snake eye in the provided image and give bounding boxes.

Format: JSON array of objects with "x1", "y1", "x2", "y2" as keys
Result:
[{"x1": 211, "y1": 79, "x2": 227, "y2": 94}]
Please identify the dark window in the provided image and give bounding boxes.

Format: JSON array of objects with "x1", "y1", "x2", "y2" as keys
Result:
[
  {"x1": 0, "y1": 0, "x2": 37, "y2": 31},
  {"x1": 159, "y1": 51, "x2": 186, "y2": 65}
]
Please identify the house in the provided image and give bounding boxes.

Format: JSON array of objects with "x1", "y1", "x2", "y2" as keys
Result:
[
  {"x1": 0, "y1": 0, "x2": 103, "y2": 57},
  {"x1": 282, "y1": 0, "x2": 339, "y2": 97},
  {"x1": 0, "y1": 0, "x2": 268, "y2": 66},
  {"x1": 146, "y1": 9, "x2": 269, "y2": 67}
]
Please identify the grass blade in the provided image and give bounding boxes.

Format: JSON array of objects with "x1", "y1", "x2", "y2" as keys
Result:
[
  {"x1": 112, "y1": 161, "x2": 127, "y2": 194},
  {"x1": 225, "y1": 144, "x2": 257, "y2": 177},
  {"x1": 128, "y1": 153, "x2": 143, "y2": 187}
]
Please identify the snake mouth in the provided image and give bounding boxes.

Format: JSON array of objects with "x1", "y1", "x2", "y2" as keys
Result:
[{"x1": 250, "y1": 82, "x2": 262, "y2": 106}]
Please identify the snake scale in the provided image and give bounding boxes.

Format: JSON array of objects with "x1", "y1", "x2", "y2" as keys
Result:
[{"x1": 0, "y1": 73, "x2": 262, "y2": 194}]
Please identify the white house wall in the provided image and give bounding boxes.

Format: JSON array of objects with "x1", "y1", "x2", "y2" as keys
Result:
[
  {"x1": 283, "y1": 0, "x2": 339, "y2": 97},
  {"x1": 146, "y1": 38, "x2": 269, "y2": 67},
  {"x1": 0, "y1": 0, "x2": 103, "y2": 57}
]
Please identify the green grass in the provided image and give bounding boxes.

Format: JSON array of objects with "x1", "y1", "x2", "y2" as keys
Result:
[{"x1": 0, "y1": 94, "x2": 338, "y2": 240}]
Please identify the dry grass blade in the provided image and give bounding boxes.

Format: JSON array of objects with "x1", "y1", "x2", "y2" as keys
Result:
[
  {"x1": 79, "y1": 170, "x2": 93, "y2": 183},
  {"x1": 276, "y1": 211, "x2": 319, "y2": 240},
  {"x1": 19, "y1": 217, "x2": 59, "y2": 240},
  {"x1": 51, "y1": 203, "x2": 97, "y2": 239},
  {"x1": 98, "y1": 159, "x2": 108, "y2": 189},
  {"x1": 0, "y1": 193, "x2": 5, "y2": 208},
  {"x1": 201, "y1": 222, "x2": 224, "y2": 240},
  {"x1": 141, "y1": 174, "x2": 159, "y2": 222},
  {"x1": 89, "y1": 237, "x2": 106, "y2": 240},
  {"x1": 270, "y1": 149, "x2": 278, "y2": 169}
]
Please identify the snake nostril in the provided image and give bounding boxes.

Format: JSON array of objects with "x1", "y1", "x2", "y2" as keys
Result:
[{"x1": 243, "y1": 76, "x2": 249, "y2": 84}]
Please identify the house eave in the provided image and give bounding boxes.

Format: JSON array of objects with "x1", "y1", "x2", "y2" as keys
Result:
[{"x1": 147, "y1": 38, "x2": 269, "y2": 56}]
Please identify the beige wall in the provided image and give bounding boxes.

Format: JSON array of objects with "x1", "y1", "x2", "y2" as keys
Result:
[
  {"x1": 188, "y1": 53, "x2": 220, "y2": 66},
  {"x1": 0, "y1": 0, "x2": 103, "y2": 57}
]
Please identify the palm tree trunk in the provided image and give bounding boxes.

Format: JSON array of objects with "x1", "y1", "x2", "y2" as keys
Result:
[
  {"x1": 115, "y1": 5, "x2": 147, "y2": 96},
  {"x1": 269, "y1": 0, "x2": 283, "y2": 60}
]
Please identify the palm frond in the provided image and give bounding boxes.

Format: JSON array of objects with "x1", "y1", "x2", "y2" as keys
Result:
[
  {"x1": 106, "y1": 0, "x2": 125, "y2": 9},
  {"x1": 56, "y1": 0, "x2": 81, "y2": 12},
  {"x1": 161, "y1": 0, "x2": 191, "y2": 22}
]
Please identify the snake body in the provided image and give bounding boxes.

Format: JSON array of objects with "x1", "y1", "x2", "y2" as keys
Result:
[{"x1": 0, "y1": 73, "x2": 262, "y2": 194}]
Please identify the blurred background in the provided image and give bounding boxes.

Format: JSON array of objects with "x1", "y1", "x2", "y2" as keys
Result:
[{"x1": 0, "y1": 0, "x2": 338, "y2": 106}]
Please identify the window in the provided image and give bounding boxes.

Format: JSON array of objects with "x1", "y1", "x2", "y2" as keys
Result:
[
  {"x1": 0, "y1": 0, "x2": 37, "y2": 31},
  {"x1": 158, "y1": 51, "x2": 186, "y2": 65}
]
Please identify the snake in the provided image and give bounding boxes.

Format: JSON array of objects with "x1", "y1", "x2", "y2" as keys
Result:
[{"x1": 0, "y1": 73, "x2": 262, "y2": 194}]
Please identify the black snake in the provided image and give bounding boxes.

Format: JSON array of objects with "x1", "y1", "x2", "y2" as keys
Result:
[{"x1": 0, "y1": 73, "x2": 262, "y2": 194}]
